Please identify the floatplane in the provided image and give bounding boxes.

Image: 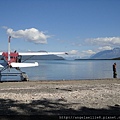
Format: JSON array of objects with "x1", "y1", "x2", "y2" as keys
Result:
[{"x1": 0, "y1": 36, "x2": 68, "y2": 81}]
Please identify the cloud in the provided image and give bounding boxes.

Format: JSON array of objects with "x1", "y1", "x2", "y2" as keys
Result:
[
  {"x1": 68, "y1": 50, "x2": 78, "y2": 55},
  {"x1": 4, "y1": 27, "x2": 50, "y2": 44},
  {"x1": 82, "y1": 50, "x2": 96, "y2": 55},
  {"x1": 98, "y1": 46, "x2": 112, "y2": 51},
  {"x1": 79, "y1": 50, "x2": 96, "y2": 58},
  {"x1": 66, "y1": 49, "x2": 96, "y2": 59},
  {"x1": 67, "y1": 36, "x2": 119, "y2": 59},
  {"x1": 86, "y1": 37, "x2": 120, "y2": 46}
]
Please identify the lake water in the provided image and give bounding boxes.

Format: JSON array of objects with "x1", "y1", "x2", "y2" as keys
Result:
[{"x1": 1, "y1": 60, "x2": 120, "y2": 81}]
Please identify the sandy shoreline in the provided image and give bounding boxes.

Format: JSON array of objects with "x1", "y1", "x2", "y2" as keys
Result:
[{"x1": 0, "y1": 79, "x2": 120, "y2": 115}]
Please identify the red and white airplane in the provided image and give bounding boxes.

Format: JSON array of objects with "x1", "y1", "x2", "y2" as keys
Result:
[{"x1": 0, "y1": 36, "x2": 68, "y2": 80}]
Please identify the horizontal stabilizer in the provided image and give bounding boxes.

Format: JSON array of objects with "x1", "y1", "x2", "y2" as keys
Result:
[{"x1": 11, "y1": 62, "x2": 39, "y2": 68}]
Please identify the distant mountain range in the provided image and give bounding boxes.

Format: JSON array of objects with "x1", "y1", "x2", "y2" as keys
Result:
[{"x1": 90, "y1": 48, "x2": 120, "y2": 59}]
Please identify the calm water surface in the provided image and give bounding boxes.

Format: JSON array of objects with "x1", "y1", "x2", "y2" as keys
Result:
[
  {"x1": 1, "y1": 60, "x2": 120, "y2": 81},
  {"x1": 22, "y1": 60, "x2": 120, "y2": 80}
]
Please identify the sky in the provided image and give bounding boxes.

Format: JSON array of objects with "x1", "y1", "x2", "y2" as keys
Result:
[{"x1": 0, "y1": 0, "x2": 120, "y2": 59}]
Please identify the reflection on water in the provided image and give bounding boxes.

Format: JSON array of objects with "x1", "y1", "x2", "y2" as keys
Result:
[{"x1": 1, "y1": 60, "x2": 120, "y2": 81}]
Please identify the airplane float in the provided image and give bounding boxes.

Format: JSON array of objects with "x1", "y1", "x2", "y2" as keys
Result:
[{"x1": 0, "y1": 36, "x2": 68, "y2": 81}]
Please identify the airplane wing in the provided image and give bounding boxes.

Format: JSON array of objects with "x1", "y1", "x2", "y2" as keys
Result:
[
  {"x1": 19, "y1": 52, "x2": 68, "y2": 56},
  {"x1": 0, "y1": 51, "x2": 68, "y2": 56}
]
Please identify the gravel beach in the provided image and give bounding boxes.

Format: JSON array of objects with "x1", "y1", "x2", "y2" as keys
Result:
[{"x1": 0, "y1": 79, "x2": 120, "y2": 115}]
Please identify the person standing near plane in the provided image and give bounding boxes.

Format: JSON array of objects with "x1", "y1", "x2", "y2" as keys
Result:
[{"x1": 113, "y1": 63, "x2": 117, "y2": 78}]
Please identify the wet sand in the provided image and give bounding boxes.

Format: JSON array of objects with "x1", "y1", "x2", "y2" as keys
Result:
[{"x1": 0, "y1": 79, "x2": 120, "y2": 115}]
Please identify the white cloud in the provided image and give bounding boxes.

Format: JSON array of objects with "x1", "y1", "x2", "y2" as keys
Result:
[
  {"x1": 78, "y1": 50, "x2": 96, "y2": 58},
  {"x1": 66, "y1": 49, "x2": 96, "y2": 59},
  {"x1": 98, "y1": 46, "x2": 112, "y2": 51},
  {"x1": 67, "y1": 36, "x2": 119, "y2": 59},
  {"x1": 82, "y1": 50, "x2": 96, "y2": 55},
  {"x1": 4, "y1": 27, "x2": 50, "y2": 44},
  {"x1": 86, "y1": 37, "x2": 120, "y2": 46},
  {"x1": 68, "y1": 50, "x2": 78, "y2": 55}
]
